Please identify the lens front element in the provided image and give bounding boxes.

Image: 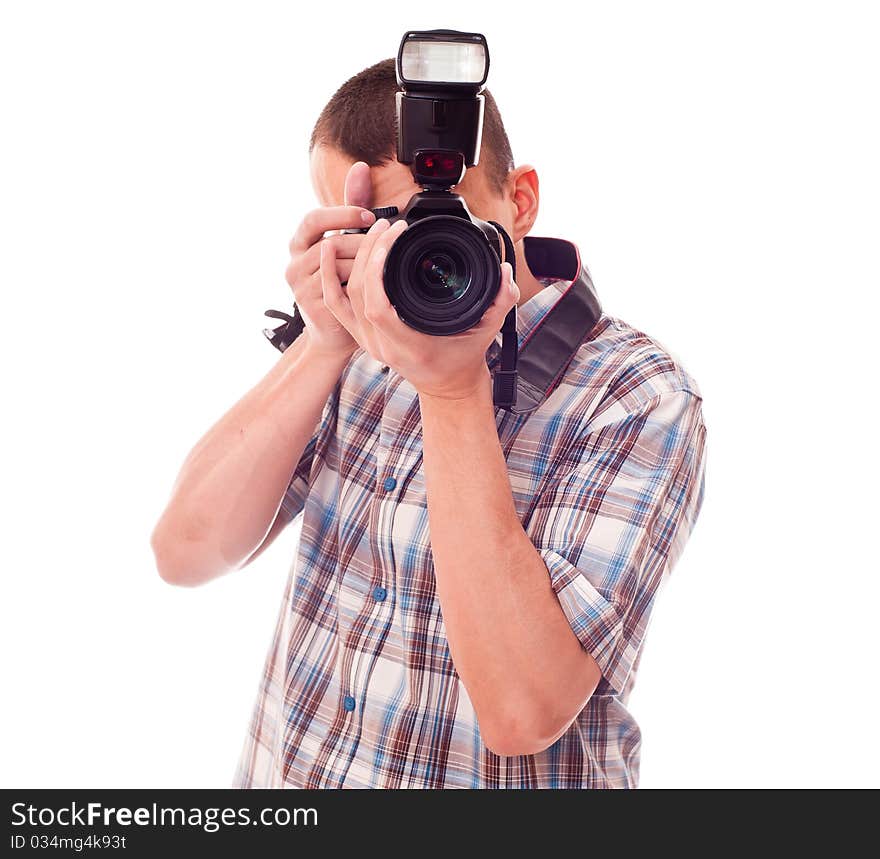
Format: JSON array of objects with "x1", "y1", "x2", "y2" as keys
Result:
[{"x1": 416, "y1": 249, "x2": 468, "y2": 301}]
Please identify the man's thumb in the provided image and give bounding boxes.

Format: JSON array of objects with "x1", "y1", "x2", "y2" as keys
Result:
[{"x1": 344, "y1": 161, "x2": 373, "y2": 209}]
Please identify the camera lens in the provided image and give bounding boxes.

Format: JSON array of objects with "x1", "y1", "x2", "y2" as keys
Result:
[
  {"x1": 415, "y1": 249, "x2": 468, "y2": 301},
  {"x1": 383, "y1": 215, "x2": 501, "y2": 335}
]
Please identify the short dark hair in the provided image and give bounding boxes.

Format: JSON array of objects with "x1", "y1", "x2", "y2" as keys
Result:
[{"x1": 309, "y1": 58, "x2": 515, "y2": 196}]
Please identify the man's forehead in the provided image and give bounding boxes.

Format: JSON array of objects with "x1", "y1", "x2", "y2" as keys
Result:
[
  {"x1": 308, "y1": 146, "x2": 347, "y2": 205},
  {"x1": 309, "y1": 145, "x2": 409, "y2": 206},
  {"x1": 310, "y1": 143, "x2": 483, "y2": 207}
]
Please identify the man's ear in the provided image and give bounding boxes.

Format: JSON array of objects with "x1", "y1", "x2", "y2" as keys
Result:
[{"x1": 508, "y1": 164, "x2": 539, "y2": 242}]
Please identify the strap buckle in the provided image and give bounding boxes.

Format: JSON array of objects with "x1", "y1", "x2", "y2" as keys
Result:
[{"x1": 492, "y1": 369, "x2": 518, "y2": 409}]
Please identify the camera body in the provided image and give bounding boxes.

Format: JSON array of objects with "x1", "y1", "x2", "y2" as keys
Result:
[
  {"x1": 344, "y1": 29, "x2": 507, "y2": 336},
  {"x1": 350, "y1": 174, "x2": 504, "y2": 336}
]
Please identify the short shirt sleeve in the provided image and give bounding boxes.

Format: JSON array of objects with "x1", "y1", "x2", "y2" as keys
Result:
[
  {"x1": 276, "y1": 375, "x2": 342, "y2": 525},
  {"x1": 278, "y1": 432, "x2": 319, "y2": 523},
  {"x1": 525, "y1": 382, "x2": 707, "y2": 697}
]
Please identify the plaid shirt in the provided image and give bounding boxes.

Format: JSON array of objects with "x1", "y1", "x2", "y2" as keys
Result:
[{"x1": 234, "y1": 238, "x2": 707, "y2": 789}]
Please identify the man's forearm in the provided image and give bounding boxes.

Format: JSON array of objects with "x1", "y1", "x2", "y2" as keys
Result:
[
  {"x1": 151, "y1": 333, "x2": 353, "y2": 586},
  {"x1": 418, "y1": 367, "x2": 601, "y2": 756}
]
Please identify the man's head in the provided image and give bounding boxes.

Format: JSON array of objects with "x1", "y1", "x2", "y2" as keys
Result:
[{"x1": 308, "y1": 58, "x2": 539, "y2": 245}]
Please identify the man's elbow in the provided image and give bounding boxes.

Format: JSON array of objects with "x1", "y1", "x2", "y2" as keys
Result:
[
  {"x1": 150, "y1": 522, "x2": 221, "y2": 587},
  {"x1": 482, "y1": 730, "x2": 553, "y2": 758},
  {"x1": 479, "y1": 704, "x2": 583, "y2": 758}
]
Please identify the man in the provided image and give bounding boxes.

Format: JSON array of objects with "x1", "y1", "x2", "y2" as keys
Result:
[{"x1": 151, "y1": 58, "x2": 708, "y2": 789}]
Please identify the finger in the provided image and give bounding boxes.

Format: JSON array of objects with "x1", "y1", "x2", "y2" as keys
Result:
[
  {"x1": 290, "y1": 205, "x2": 376, "y2": 253},
  {"x1": 336, "y1": 258, "x2": 355, "y2": 285},
  {"x1": 347, "y1": 218, "x2": 391, "y2": 312},
  {"x1": 504, "y1": 261, "x2": 521, "y2": 304},
  {"x1": 472, "y1": 262, "x2": 520, "y2": 333},
  {"x1": 363, "y1": 220, "x2": 411, "y2": 336},
  {"x1": 319, "y1": 239, "x2": 358, "y2": 331},
  {"x1": 347, "y1": 218, "x2": 397, "y2": 357},
  {"x1": 343, "y1": 161, "x2": 374, "y2": 210},
  {"x1": 292, "y1": 258, "x2": 354, "y2": 289},
  {"x1": 295, "y1": 233, "x2": 367, "y2": 279},
  {"x1": 286, "y1": 269, "x2": 321, "y2": 306}
]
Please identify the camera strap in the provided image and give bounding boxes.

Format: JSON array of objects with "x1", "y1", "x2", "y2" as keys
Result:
[
  {"x1": 487, "y1": 227, "x2": 604, "y2": 414},
  {"x1": 263, "y1": 306, "x2": 306, "y2": 353}
]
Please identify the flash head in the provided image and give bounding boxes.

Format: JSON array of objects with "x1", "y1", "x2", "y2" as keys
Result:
[{"x1": 397, "y1": 30, "x2": 489, "y2": 92}]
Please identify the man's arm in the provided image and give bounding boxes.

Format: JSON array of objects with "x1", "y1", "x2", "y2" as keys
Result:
[
  {"x1": 150, "y1": 332, "x2": 353, "y2": 587},
  {"x1": 418, "y1": 366, "x2": 603, "y2": 758},
  {"x1": 419, "y1": 366, "x2": 705, "y2": 758}
]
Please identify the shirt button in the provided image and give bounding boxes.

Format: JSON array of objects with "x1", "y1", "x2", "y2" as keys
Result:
[
  {"x1": 383, "y1": 476, "x2": 397, "y2": 491},
  {"x1": 381, "y1": 365, "x2": 389, "y2": 373},
  {"x1": 373, "y1": 586, "x2": 387, "y2": 602},
  {"x1": 343, "y1": 695, "x2": 356, "y2": 712}
]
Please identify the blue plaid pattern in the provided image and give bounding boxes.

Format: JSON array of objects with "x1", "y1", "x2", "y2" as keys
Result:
[{"x1": 234, "y1": 268, "x2": 707, "y2": 789}]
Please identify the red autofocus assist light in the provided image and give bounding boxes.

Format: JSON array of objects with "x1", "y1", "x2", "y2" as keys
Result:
[
  {"x1": 423, "y1": 155, "x2": 457, "y2": 173},
  {"x1": 415, "y1": 150, "x2": 465, "y2": 183}
]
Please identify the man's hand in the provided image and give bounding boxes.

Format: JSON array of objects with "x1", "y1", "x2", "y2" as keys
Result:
[
  {"x1": 319, "y1": 217, "x2": 520, "y2": 400},
  {"x1": 285, "y1": 161, "x2": 376, "y2": 359}
]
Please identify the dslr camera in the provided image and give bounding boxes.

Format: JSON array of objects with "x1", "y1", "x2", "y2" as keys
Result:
[{"x1": 346, "y1": 29, "x2": 509, "y2": 336}]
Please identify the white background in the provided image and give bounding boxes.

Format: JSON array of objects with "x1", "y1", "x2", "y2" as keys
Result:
[{"x1": 1, "y1": 0, "x2": 877, "y2": 788}]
